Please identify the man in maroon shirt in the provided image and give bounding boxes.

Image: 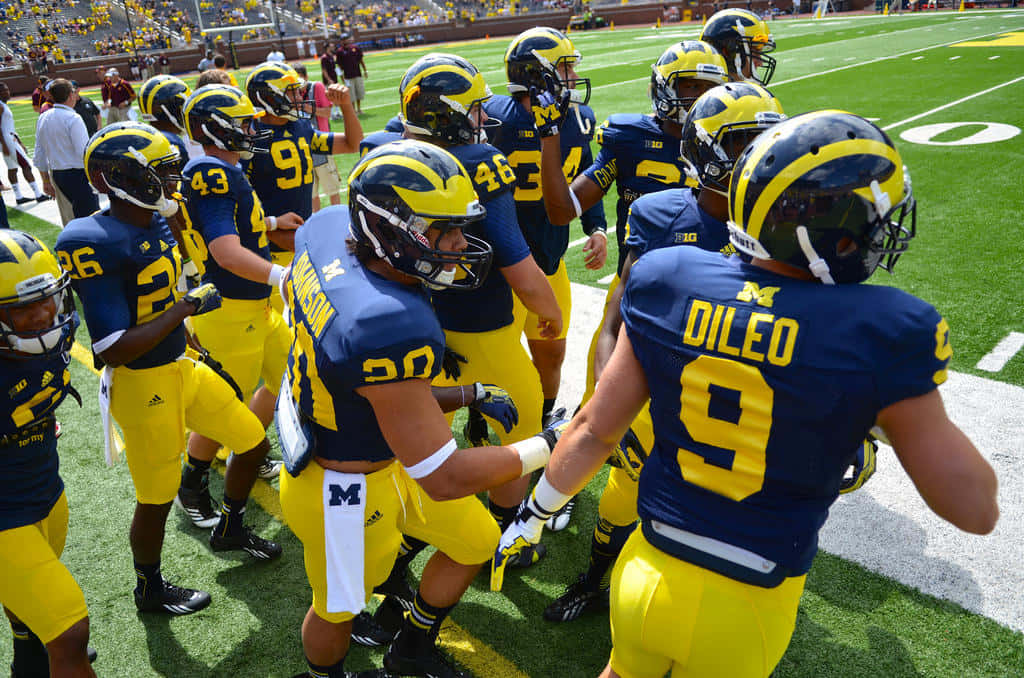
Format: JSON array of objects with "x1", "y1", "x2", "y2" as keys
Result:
[
  {"x1": 319, "y1": 42, "x2": 341, "y2": 119},
  {"x1": 101, "y1": 68, "x2": 135, "y2": 123},
  {"x1": 31, "y1": 76, "x2": 49, "y2": 114},
  {"x1": 334, "y1": 34, "x2": 366, "y2": 115}
]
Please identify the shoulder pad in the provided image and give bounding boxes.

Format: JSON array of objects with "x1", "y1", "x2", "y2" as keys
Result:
[{"x1": 359, "y1": 131, "x2": 402, "y2": 158}]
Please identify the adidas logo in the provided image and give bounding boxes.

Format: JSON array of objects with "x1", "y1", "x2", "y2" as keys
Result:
[
  {"x1": 364, "y1": 510, "x2": 383, "y2": 527},
  {"x1": 147, "y1": 394, "x2": 164, "y2": 406},
  {"x1": 245, "y1": 324, "x2": 255, "y2": 333}
]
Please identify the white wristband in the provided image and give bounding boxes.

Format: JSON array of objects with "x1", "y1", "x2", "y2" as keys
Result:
[
  {"x1": 473, "y1": 382, "x2": 485, "y2": 404},
  {"x1": 532, "y1": 473, "x2": 573, "y2": 515},
  {"x1": 569, "y1": 189, "x2": 583, "y2": 219},
  {"x1": 511, "y1": 435, "x2": 551, "y2": 476},
  {"x1": 267, "y1": 263, "x2": 285, "y2": 287},
  {"x1": 266, "y1": 215, "x2": 278, "y2": 231},
  {"x1": 404, "y1": 439, "x2": 457, "y2": 479}
]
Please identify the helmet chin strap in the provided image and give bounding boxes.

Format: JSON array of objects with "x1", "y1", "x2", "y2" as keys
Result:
[
  {"x1": 160, "y1": 104, "x2": 185, "y2": 134},
  {"x1": 796, "y1": 225, "x2": 836, "y2": 285}
]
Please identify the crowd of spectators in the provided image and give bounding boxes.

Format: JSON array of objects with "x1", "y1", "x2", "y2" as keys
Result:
[{"x1": 0, "y1": 0, "x2": 114, "y2": 66}]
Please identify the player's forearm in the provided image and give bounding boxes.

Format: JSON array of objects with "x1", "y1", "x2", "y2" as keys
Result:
[
  {"x1": 504, "y1": 257, "x2": 560, "y2": 322},
  {"x1": 420, "y1": 445, "x2": 525, "y2": 502},
  {"x1": 267, "y1": 229, "x2": 295, "y2": 251},
  {"x1": 539, "y1": 135, "x2": 576, "y2": 225},
  {"x1": 208, "y1": 238, "x2": 273, "y2": 283},
  {"x1": 98, "y1": 300, "x2": 192, "y2": 367},
  {"x1": 334, "y1": 103, "x2": 363, "y2": 153},
  {"x1": 431, "y1": 384, "x2": 476, "y2": 414},
  {"x1": 593, "y1": 284, "x2": 626, "y2": 380},
  {"x1": 546, "y1": 410, "x2": 620, "y2": 497}
]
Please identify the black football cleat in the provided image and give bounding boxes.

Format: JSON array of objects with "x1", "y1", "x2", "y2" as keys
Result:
[
  {"x1": 543, "y1": 573, "x2": 609, "y2": 622},
  {"x1": 384, "y1": 626, "x2": 468, "y2": 678},
  {"x1": 134, "y1": 579, "x2": 211, "y2": 616},
  {"x1": 34, "y1": 195, "x2": 52, "y2": 203},
  {"x1": 174, "y1": 476, "x2": 219, "y2": 529},
  {"x1": 209, "y1": 525, "x2": 283, "y2": 560},
  {"x1": 542, "y1": 406, "x2": 567, "y2": 429},
  {"x1": 351, "y1": 610, "x2": 398, "y2": 648}
]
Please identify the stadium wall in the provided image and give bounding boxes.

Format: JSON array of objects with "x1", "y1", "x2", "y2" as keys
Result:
[{"x1": 0, "y1": 0, "x2": 871, "y2": 95}]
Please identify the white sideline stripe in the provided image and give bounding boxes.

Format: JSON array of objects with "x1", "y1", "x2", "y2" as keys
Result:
[
  {"x1": 976, "y1": 332, "x2": 1024, "y2": 372},
  {"x1": 881, "y1": 74, "x2": 1024, "y2": 130},
  {"x1": 597, "y1": 272, "x2": 615, "y2": 284},
  {"x1": 770, "y1": 25, "x2": 1024, "y2": 87}
]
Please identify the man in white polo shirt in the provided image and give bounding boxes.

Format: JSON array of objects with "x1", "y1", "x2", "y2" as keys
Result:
[{"x1": 34, "y1": 79, "x2": 99, "y2": 223}]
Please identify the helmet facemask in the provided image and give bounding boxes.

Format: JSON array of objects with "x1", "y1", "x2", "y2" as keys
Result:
[
  {"x1": 201, "y1": 113, "x2": 272, "y2": 160},
  {"x1": 351, "y1": 193, "x2": 493, "y2": 291},
  {"x1": 253, "y1": 80, "x2": 312, "y2": 121},
  {"x1": 651, "y1": 68, "x2": 725, "y2": 125},
  {"x1": 404, "y1": 93, "x2": 499, "y2": 146},
  {"x1": 689, "y1": 116, "x2": 781, "y2": 196},
  {"x1": 737, "y1": 35, "x2": 777, "y2": 86},
  {"x1": 102, "y1": 146, "x2": 184, "y2": 216}
]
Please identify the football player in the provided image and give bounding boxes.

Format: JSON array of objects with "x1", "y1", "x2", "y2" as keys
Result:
[
  {"x1": 483, "y1": 27, "x2": 608, "y2": 430},
  {"x1": 538, "y1": 39, "x2": 728, "y2": 530},
  {"x1": 700, "y1": 8, "x2": 778, "y2": 85},
  {"x1": 174, "y1": 84, "x2": 302, "y2": 522},
  {"x1": 243, "y1": 61, "x2": 362, "y2": 312},
  {"x1": 543, "y1": 81, "x2": 787, "y2": 623},
  {"x1": 354, "y1": 53, "x2": 564, "y2": 637},
  {"x1": 137, "y1": 74, "x2": 193, "y2": 161},
  {"x1": 0, "y1": 230, "x2": 95, "y2": 677},
  {"x1": 496, "y1": 111, "x2": 998, "y2": 678},
  {"x1": 280, "y1": 140, "x2": 565, "y2": 678},
  {"x1": 55, "y1": 122, "x2": 283, "y2": 617}
]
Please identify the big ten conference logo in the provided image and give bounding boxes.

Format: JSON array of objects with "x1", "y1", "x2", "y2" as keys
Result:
[{"x1": 328, "y1": 482, "x2": 361, "y2": 507}]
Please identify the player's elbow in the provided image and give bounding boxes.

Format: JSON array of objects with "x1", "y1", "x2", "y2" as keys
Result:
[{"x1": 414, "y1": 469, "x2": 464, "y2": 502}]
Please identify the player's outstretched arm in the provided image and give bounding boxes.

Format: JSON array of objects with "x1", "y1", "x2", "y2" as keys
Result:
[
  {"x1": 501, "y1": 256, "x2": 562, "y2": 339},
  {"x1": 98, "y1": 295, "x2": 205, "y2": 367},
  {"x1": 326, "y1": 83, "x2": 363, "y2": 153},
  {"x1": 592, "y1": 251, "x2": 636, "y2": 383},
  {"x1": 207, "y1": 234, "x2": 284, "y2": 286},
  {"x1": 879, "y1": 389, "x2": 998, "y2": 535},
  {"x1": 359, "y1": 377, "x2": 550, "y2": 502}
]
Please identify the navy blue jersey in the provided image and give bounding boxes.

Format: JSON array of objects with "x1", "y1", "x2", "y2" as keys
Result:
[
  {"x1": 583, "y1": 114, "x2": 695, "y2": 274},
  {"x1": 359, "y1": 129, "x2": 402, "y2": 158},
  {"x1": 624, "y1": 188, "x2": 730, "y2": 259},
  {"x1": 484, "y1": 95, "x2": 605, "y2": 275},
  {"x1": 56, "y1": 211, "x2": 185, "y2": 369},
  {"x1": 182, "y1": 156, "x2": 271, "y2": 300},
  {"x1": 284, "y1": 206, "x2": 446, "y2": 463},
  {"x1": 622, "y1": 247, "x2": 951, "y2": 576},
  {"x1": 359, "y1": 131, "x2": 532, "y2": 333},
  {"x1": 0, "y1": 353, "x2": 71, "y2": 530},
  {"x1": 244, "y1": 117, "x2": 336, "y2": 222}
]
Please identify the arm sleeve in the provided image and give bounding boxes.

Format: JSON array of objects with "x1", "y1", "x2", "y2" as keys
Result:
[
  {"x1": 578, "y1": 143, "x2": 607, "y2": 235},
  {"x1": 32, "y1": 116, "x2": 48, "y2": 171},
  {"x1": 310, "y1": 129, "x2": 336, "y2": 154},
  {"x1": 70, "y1": 116, "x2": 90, "y2": 158},
  {"x1": 481, "y1": 191, "x2": 530, "y2": 269},
  {"x1": 192, "y1": 194, "x2": 240, "y2": 241},
  {"x1": 582, "y1": 144, "x2": 617, "y2": 194}
]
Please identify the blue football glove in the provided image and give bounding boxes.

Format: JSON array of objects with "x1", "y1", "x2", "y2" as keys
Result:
[
  {"x1": 610, "y1": 427, "x2": 647, "y2": 482},
  {"x1": 469, "y1": 382, "x2": 519, "y2": 434},
  {"x1": 529, "y1": 76, "x2": 570, "y2": 137},
  {"x1": 839, "y1": 437, "x2": 878, "y2": 494},
  {"x1": 491, "y1": 496, "x2": 550, "y2": 592},
  {"x1": 183, "y1": 282, "x2": 221, "y2": 316}
]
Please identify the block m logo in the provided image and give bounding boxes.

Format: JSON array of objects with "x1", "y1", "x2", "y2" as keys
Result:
[
  {"x1": 736, "y1": 282, "x2": 780, "y2": 309},
  {"x1": 328, "y1": 483, "x2": 362, "y2": 507}
]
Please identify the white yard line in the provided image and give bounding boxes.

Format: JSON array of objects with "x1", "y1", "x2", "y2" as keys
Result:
[
  {"x1": 976, "y1": 332, "x2": 1024, "y2": 372},
  {"x1": 881, "y1": 74, "x2": 1024, "y2": 130}
]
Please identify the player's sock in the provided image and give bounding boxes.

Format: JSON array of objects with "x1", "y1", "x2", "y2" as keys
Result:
[
  {"x1": 180, "y1": 454, "x2": 211, "y2": 491},
  {"x1": 216, "y1": 495, "x2": 246, "y2": 535},
  {"x1": 542, "y1": 398, "x2": 556, "y2": 420},
  {"x1": 373, "y1": 594, "x2": 407, "y2": 635},
  {"x1": 10, "y1": 621, "x2": 48, "y2": 678},
  {"x1": 488, "y1": 499, "x2": 517, "y2": 532},
  {"x1": 28, "y1": 180, "x2": 42, "y2": 198},
  {"x1": 12, "y1": 184, "x2": 23, "y2": 200},
  {"x1": 585, "y1": 519, "x2": 636, "y2": 588},
  {"x1": 407, "y1": 592, "x2": 454, "y2": 642},
  {"x1": 394, "y1": 535, "x2": 428, "y2": 571},
  {"x1": 134, "y1": 560, "x2": 162, "y2": 598},
  {"x1": 305, "y1": 656, "x2": 346, "y2": 678}
]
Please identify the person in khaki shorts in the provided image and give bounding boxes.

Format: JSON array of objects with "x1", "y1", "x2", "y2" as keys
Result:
[
  {"x1": 335, "y1": 34, "x2": 367, "y2": 114},
  {"x1": 101, "y1": 68, "x2": 135, "y2": 123}
]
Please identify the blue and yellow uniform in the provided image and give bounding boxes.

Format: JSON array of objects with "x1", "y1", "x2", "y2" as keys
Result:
[
  {"x1": 360, "y1": 126, "x2": 544, "y2": 444},
  {"x1": 596, "y1": 187, "x2": 730, "y2": 529},
  {"x1": 484, "y1": 94, "x2": 606, "y2": 341},
  {"x1": 244, "y1": 117, "x2": 337, "y2": 309},
  {"x1": 180, "y1": 155, "x2": 292, "y2": 401},
  {"x1": 610, "y1": 245, "x2": 951, "y2": 677},
  {"x1": 279, "y1": 208, "x2": 499, "y2": 622},
  {"x1": 56, "y1": 212, "x2": 267, "y2": 503},
  {"x1": 584, "y1": 114, "x2": 696, "y2": 275},
  {"x1": 0, "y1": 350, "x2": 88, "y2": 644}
]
